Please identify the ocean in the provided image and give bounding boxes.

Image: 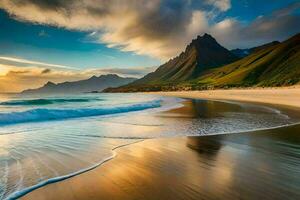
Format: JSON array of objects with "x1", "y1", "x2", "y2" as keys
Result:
[{"x1": 0, "y1": 93, "x2": 298, "y2": 199}]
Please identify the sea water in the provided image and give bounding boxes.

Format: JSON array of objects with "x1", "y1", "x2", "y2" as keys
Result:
[{"x1": 0, "y1": 93, "x2": 298, "y2": 199}]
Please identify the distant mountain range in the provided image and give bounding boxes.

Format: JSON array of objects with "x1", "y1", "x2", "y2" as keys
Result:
[
  {"x1": 104, "y1": 33, "x2": 300, "y2": 92},
  {"x1": 22, "y1": 74, "x2": 136, "y2": 94}
]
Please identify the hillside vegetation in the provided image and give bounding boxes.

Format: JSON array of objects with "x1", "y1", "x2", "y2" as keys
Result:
[{"x1": 104, "y1": 33, "x2": 300, "y2": 92}]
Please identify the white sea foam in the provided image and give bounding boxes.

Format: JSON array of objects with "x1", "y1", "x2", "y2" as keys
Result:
[{"x1": 5, "y1": 140, "x2": 143, "y2": 200}]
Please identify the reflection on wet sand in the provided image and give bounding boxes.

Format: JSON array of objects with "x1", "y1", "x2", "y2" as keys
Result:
[
  {"x1": 23, "y1": 123, "x2": 300, "y2": 200},
  {"x1": 159, "y1": 99, "x2": 243, "y2": 118},
  {"x1": 186, "y1": 124, "x2": 300, "y2": 199}
]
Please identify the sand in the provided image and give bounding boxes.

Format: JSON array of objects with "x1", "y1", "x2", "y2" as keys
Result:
[
  {"x1": 153, "y1": 87, "x2": 300, "y2": 109},
  {"x1": 21, "y1": 88, "x2": 300, "y2": 200},
  {"x1": 22, "y1": 124, "x2": 300, "y2": 200}
]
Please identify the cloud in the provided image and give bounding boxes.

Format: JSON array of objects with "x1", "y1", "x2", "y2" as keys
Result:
[
  {"x1": 38, "y1": 30, "x2": 50, "y2": 37},
  {"x1": 84, "y1": 66, "x2": 157, "y2": 78},
  {"x1": 0, "y1": 0, "x2": 229, "y2": 60},
  {"x1": 273, "y1": 2, "x2": 300, "y2": 17},
  {"x1": 0, "y1": 56, "x2": 74, "y2": 69},
  {"x1": 205, "y1": 0, "x2": 231, "y2": 11},
  {"x1": 210, "y1": 2, "x2": 300, "y2": 48},
  {"x1": 41, "y1": 68, "x2": 51, "y2": 74},
  {"x1": 0, "y1": 66, "x2": 82, "y2": 92},
  {"x1": 0, "y1": 0, "x2": 299, "y2": 60}
]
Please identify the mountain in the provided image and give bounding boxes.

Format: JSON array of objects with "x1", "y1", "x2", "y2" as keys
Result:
[
  {"x1": 22, "y1": 74, "x2": 137, "y2": 94},
  {"x1": 231, "y1": 41, "x2": 280, "y2": 58},
  {"x1": 104, "y1": 33, "x2": 300, "y2": 92},
  {"x1": 194, "y1": 34, "x2": 300, "y2": 88},
  {"x1": 133, "y1": 33, "x2": 238, "y2": 85}
]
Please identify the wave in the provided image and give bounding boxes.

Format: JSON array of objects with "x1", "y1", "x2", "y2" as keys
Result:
[
  {"x1": 76, "y1": 134, "x2": 153, "y2": 139},
  {"x1": 6, "y1": 139, "x2": 144, "y2": 200},
  {"x1": 0, "y1": 100, "x2": 161, "y2": 126},
  {"x1": 0, "y1": 98, "x2": 98, "y2": 106}
]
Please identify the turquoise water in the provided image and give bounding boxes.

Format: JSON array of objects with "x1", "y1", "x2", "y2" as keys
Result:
[{"x1": 0, "y1": 93, "x2": 298, "y2": 199}]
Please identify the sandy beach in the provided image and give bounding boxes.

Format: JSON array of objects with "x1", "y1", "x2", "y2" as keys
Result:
[
  {"x1": 154, "y1": 86, "x2": 300, "y2": 109},
  {"x1": 21, "y1": 88, "x2": 300, "y2": 200}
]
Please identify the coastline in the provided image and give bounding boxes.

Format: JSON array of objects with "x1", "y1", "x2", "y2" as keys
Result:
[
  {"x1": 151, "y1": 86, "x2": 300, "y2": 109},
  {"x1": 6, "y1": 139, "x2": 144, "y2": 200},
  {"x1": 21, "y1": 88, "x2": 300, "y2": 200},
  {"x1": 22, "y1": 124, "x2": 300, "y2": 200}
]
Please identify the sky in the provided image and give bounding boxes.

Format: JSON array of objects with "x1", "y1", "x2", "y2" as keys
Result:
[{"x1": 0, "y1": 0, "x2": 299, "y2": 92}]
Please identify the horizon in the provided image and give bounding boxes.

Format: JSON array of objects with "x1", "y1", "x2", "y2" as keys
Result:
[{"x1": 0, "y1": 0, "x2": 300, "y2": 92}]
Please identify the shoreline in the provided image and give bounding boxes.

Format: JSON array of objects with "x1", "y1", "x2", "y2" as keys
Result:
[
  {"x1": 150, "y1": 86, "x2": 300, "y2": 109},
  {"x1": 21, "y1": 88, "x2": 300, "y2": 200},
  {"x1": 22, "y1": 123, "x2": 300, "y2": 200},
  {"x1": 10, "y1": 101, "x2": 300, "y2": 199},
  {"x1": 7, "y1": 139, "x2": 144, "y2": 200}
]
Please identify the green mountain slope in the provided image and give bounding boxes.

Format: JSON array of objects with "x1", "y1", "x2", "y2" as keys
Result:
[
  {"x1": 196, "y1": 33, "x2": 300, "y2": 88},
  {"x1": 134, "y1": 33, "x2": 238, "y2": 84},
  {"x1": 104, "y1": 33, "x2": 300, "y2": 92}
]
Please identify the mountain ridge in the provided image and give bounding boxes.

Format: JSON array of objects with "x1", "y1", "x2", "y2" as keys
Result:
[
  {"x1": 22, "y1": 74, "x2": 137, "y2": 94},
  {"x1": 132, "y1": 33, "x2": 238, "y2": 85},
  {"x1": 104, "y1": 33, "x2": 300, "y2": 92}
]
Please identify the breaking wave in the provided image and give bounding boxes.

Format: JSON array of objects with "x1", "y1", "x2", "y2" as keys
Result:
[
  {"x1": 0, "y1": 98, "x2": 98, "y2": 106},
  {"x1": 0, "y1": 100, "x2": 161, "y2": 126}
]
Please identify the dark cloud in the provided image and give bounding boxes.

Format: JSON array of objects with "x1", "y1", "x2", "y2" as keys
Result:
[
  {"x1": 41, "y1": 68, "x2": 51, "y2": 74},
  {"x1": 0, "y1": 0, "x2": 229, "y2": 59},
  {"x1": 11, "y1": 0, "x2": 70, "y2": 10},
  {"x1": 0, "y1": 0, "x2": 299, "y2": 58},
  {"x1": 135, "y1": 1, "x2": 191, "y2": 39}
]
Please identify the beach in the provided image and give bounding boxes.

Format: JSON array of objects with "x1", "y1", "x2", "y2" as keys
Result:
[
  {"x1": 154, "y1": 86, "x2": 300, "y2": 109},
  {"x1": 1, "y1": 1, "x2": 299, "y2": 199},
  {"x1": 23, "y1": 126, "x2": 300, "y2": 199},
  {"x1": 22, "y1": 125, "x2": 300, "y2": 200},
  {"x1": 20, "y1": 87, "x2": 300, "y2": 200}
]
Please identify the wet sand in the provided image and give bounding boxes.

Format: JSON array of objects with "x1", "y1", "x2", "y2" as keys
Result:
[
  {"x1": 21, "y1": 96, "x2": 300, "y2": 200},
  {"x1": 22, "y1": 124, "x2": 300, "y2": 200}
]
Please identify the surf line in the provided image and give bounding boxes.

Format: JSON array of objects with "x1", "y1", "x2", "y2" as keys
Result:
[{"x1": 6, "y1": 139, "x2": 145, "y2": 200}]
